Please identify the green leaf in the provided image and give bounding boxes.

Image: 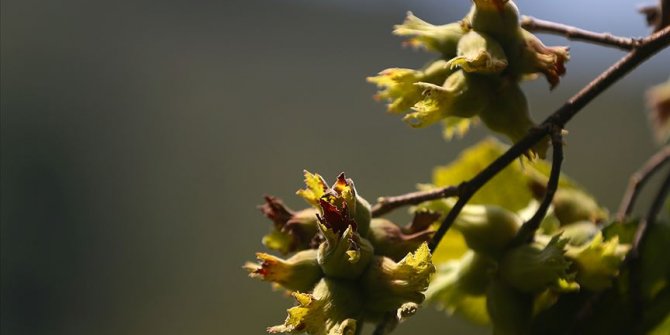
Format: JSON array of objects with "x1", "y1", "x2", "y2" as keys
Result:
[
  {"x1": 426, "y1": 254, "x2": 492, "y2": 325},
  {"x1": 641, "y1": 221, "x2": 670, "y2": 302},
  {"x1": 431, "y1": 138, "x2": 580, "y2": 212}
]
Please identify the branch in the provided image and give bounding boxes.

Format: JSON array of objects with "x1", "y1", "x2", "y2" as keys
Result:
[
  {"x1": 616, "y1": 145, "x2": 670, "y2": 220},
  {"x1": 428, "y1": 26, "x2": 670, "y2": 253},
  {"x1": 510, "y1": 128, "x2": 564, "y2": 246},
  {"x1": 371, "y1": 186, "x2": 461, "y2": 217},
  {"x1": 521, "y1": 16, "x2": 642, "y2": 50}
]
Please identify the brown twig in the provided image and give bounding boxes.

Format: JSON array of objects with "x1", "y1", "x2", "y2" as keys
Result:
[
  {"x1": 521, "y1": 15, "x2": 642, "y2": 50},
  {"x1": 510, "y1": 127, "x2": 564, "y2": 246},
  {"x1": 427, "y1": 26, "x2": 670, "y2": 253},
  {"x1": 371, "y1": 186, "x2": 461, "y2": 217},
  {"x1": 616, "y1": 145, "x2": 670, "y2": 220}
]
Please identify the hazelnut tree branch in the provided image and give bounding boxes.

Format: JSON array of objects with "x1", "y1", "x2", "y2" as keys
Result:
[
  {"x1": 426, "y1": 25, "x2": 670, "y2": 253},
  {"x1": 510, "y1": 127, "x2": 564, "y2": 246},
  {"x1": 616, "y1": 145, "x2": 670, "y2": 220},
  {"x1": 521, "y1": 15, "x2": 642, "y2": 50},
  {"x1": 371, "y1": 186, "x2": 461, "y2": 217}
]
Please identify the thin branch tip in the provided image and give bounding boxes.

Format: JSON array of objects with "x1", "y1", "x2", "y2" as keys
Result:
[{"x1": 521, "y1": 15, "x2": 642, "y2": 50}]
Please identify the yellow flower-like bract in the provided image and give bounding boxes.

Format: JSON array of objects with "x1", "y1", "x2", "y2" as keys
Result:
[
  {"x1": 298, "y1": 171, "x2": 371, "y2": 237},
  {"x1": 297, "y1": 171, "x2": 329, "y2": 208},
  {"x1": 564, "y1": 232, "x2": 630, "y2": 291},
  {"x1": 263, "y1": 244, "x2": 435, "y2": 334},
  {"x1": 245, "y1": 249, "x2": 323, "y2": 293},
  {"x1": 267, "y1": 279, "x2": 360, "y2": 335},
  {"x1": 499, "y1": 236, "x2": 578, "y2": 293},
  {"x1": 392, "y1": 12, "x2": 465, "y2": 56}
]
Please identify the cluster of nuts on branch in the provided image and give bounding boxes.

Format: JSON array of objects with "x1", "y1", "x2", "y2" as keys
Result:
[
  {"x1": 245, "y1": 172, "x2": 436, "y2": 334},
  {"x1": 243, "y1": 1, "x2": 645, "y2": 334},
  {"x1": 368, "y1": 0, "x2": 570, "y2": 157},
  {"x1": 422, "y1": 177, "x2": 628, "y2": 334},
  {"x1": 245, "y1": 170, "x2": 630, "y2": 335}
]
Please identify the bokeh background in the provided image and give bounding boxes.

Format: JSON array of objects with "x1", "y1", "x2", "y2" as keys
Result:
[{"x1": 2, "y1": 0, "x2": 669, "y2": 334}]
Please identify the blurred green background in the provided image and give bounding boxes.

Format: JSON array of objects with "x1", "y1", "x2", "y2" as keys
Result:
[{"x1": 2, "y1": 0, "x2": 668, "y2": 334}]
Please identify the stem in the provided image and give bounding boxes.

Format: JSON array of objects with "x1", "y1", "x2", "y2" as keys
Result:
[
  {"x1": 521, "y1": 16, "x2": 641, "y2": 50},
  {"x1": 616, "y1": 145, "x2": 670, "y2": 220},
  {"x1": 428, "y1": 26, "x2": 670, "y2": 253},
  {"x1": 631, "y1": 168, "x2": 670, "y2": 255},
  {"x1": 371, "y1": 185, "x2": 461, "y2": 218},
  {"x1": 510, "y1": 128, "x2": 564, "y2": 246}
]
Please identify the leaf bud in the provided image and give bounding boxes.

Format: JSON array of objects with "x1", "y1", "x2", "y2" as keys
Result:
[
  {"x1": 393, "y1": 12, "x2": 466, "y2": 57},
  {"x1": 553, "y1": 188, "x2": 608, "y2": 225},
  {"x1": 404, "y1": 70, "x2": 494, "y2": 128},
  {"x1": 317, "y1": 223, "x2": 374, "y2": 280},
  {"x1": 360, "y1": 243, "x2": 435, "y2": 319},
  {"x1": 477, "y1": 79, "x2": 549, "y2": 158},
  {"x1": 367, "y1": 60, "x2": 452, "y2": 114},
  {"x1": 366, "y1": 216, "x2": 434, "y2": 262},
  {"x1": 260, "y1": 195, "x2": 319, "y2": 254},
  {"x1": 297, "y1": 171, "x2": 372, "y2": 236},
  {"x1": 245, "y1": 249, "x2": 323, "y2": 293},
  {"x1": 448, "y1": 30, "x2": 508, "y2": 74},
  {"x1": 499, "y1": 236, "x2": 577, "y2": 293},
  {"x1": 517, "y1": 29, "x2": 569, "y2": 89},
  {"x1": 469, "y1": 0, "x2": 522, "y2": 44},
  {"x1": 452, "y1": 201, "x2": 522, "y2": 258}
]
